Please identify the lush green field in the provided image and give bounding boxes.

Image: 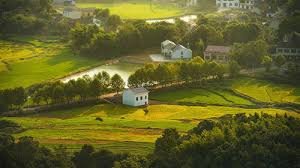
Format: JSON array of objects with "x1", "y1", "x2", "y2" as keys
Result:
[
  {"x1": 0, "y1": 36, "x2": 101, "y2": 89},
  {"x1": 3, "y1": 104, "x2": 299, "y2": 154},
  {"x1": 231, "y1": 77, "x2": 300, "y2": 104},
  {"x1": 151, "y1": 88, "x2": 254, "y2": 106},
  {"x1": 76, "y1": 0, "x2": 184, "y2": 19}
]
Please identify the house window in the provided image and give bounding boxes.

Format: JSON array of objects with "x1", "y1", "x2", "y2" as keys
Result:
[
  {"x1": 297, "y1": 49, "x2": 300, "y2": 53},
  {"x1": 277, "y1": 49, "x2": 283, "y2": 53},
  {"x1": 284, "y1": 49, "x2": 290, "y2": 53},
  {"x1": 181, "y1": 51, "x2": 183, "y2": 55},
  {"x1": 229, "y1": 3, "x2": 232, "y2": 6},
  {"x1": 235, "y1": 3, "x2": 238, "y2": 6},
  {"x1": 291, "y1": 49, "x2": 296, "y2": 53},
  {"x1": 140, "y1": 96, "x2": 143, "y2": 100},
  {"x1": 136, "y1": 97, "x2": 138, "y2": 101},
  {"x1": 145, "y1": 96, "x2": 147, "y2": 99}
]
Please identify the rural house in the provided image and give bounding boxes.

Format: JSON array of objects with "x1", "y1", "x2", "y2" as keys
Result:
[
  {"x1": 122, "y1": 87, "x2": 149, "y2": 107},
  {"x1": 204, "y1": 45, "x2": 231, "y2": 63},
  {"x1": 273, "y1": 32, "x2": 300, "y2": 62},
  {"x1": 161, "y1": 40, "x2": 192, "y2": 60},
  {"x1": 216, "y1": 0, "x2": 255, "y2": 10}
]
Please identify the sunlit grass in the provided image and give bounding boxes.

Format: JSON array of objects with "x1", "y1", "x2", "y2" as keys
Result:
[
  {"x1": 0, "y1": 37, "x2": 101, "y2": 89},
  {"x1": 151, "y1": 88, "x2": 254, "y2": 105},
  {"x1": 232, "y1": 77, "x2": 300, "y2": 104},
  {"x1": 3, "y1": 104, "x2": 299, "y2": 154}
]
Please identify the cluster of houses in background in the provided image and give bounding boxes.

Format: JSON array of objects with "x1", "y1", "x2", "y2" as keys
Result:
[{"x1": 54, "y1": 0, "x2": 95, "y2": 20}]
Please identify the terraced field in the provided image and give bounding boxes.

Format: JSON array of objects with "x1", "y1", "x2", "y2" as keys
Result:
[{"x1": 3, "y1": 104, "x2": 299, "y2": 154}]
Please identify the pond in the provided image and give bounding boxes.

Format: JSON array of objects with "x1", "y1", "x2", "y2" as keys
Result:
[
  {"x1": 146, "y1": 15, "x2": 197, "y2": 24},
  {"x1": 61, "y1": 62, "x2": 143, "y2": 86}
]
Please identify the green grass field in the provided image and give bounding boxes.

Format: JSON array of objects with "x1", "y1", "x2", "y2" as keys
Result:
[
  {"x1": 0, "y1": 36, "x2": 101, "y2": 89},
  {"x1": 3, "y1": 104, "x2": 299, "y2": 154},
  {"x1": 231, "y1": 77, "x2": 300, "y2": 104},
  {"x1": 76, "y1": 0, "x2": 184, "y2": 19},
  {"x1": 151, "y1": 88, "x2": 254, "y2": 106}
]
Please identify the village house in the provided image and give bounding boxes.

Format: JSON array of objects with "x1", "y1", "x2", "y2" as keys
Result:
[
  {"x1": 63, "y1": 7, "x2": 95, "y2": 19},
  {"x1": 273, "y1": 32, "x2": 300, "y2": 62},
  {"x1": 216, "y1": 0, "x2": 255, "y2": 10},
  {"x1": 122, "y1": 87, "x2": 149, "y2": 107},
  {"x1": 204, "y1": 45, "x2": 231, "y2": 63},
  {"x1": 161, "y1": 40, "x2": 192, "y2": 60}
]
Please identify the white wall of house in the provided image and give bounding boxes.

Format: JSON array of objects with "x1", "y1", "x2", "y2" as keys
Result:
[
  {"x1": 216, "y1": 0, "x2": 240, "y2": 8},
  {"x1": 171, "y1": 48, "x2": 192, "y2": 59},
  {"x1": 216, "y1": 0, "x2": 254, "y2": 9},
  {"x1": 123, "y1": 90, "x2": 149, "y2": 107},
  {"x1": 63, "y1": 10, "x2": 81, "y2": 19}
]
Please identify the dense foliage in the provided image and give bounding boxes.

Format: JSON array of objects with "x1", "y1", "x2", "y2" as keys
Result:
[
  {"x1": 150, "y1": 113, "x2": 300, "y2": 168},
  {"x1": 0, "y1": 0, "x2": 72, "y2": 35},
  {"x1": 0, "y1": 113, "x2": 299, "y2": 168},
  {"x1": 70, "y1": 21, "x2": 181, "y2": 58}
]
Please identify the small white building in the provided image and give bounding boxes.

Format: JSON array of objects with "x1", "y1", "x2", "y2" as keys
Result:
[
  {"x1": 122, "y1": 87, "x2": 149, "y2": 107},
  {"x1": 63, "y1": 7, "x2": 81, "y2": 19},
  {"x1": 161, "y1": 40, "x2": 192, "y2": 60}
]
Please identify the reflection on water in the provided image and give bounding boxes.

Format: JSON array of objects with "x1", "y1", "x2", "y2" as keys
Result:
[
  {"x1": 61, "y1": 63, "x2": 142, "y2": 86},
  {"x1": 146, "y1": 15, "x2": 197, "y2": 24}
]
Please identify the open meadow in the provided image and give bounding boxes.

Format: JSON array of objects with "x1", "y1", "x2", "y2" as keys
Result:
[
  {"x1": 3, "y1": 103, "x2": 299, "y2": 154},
  {"x1": 0, "y1": 36, "x2": 101, "y2": 89},
  {"x1": 76, "y1": 0, "x2": 185, "y2": 19}
]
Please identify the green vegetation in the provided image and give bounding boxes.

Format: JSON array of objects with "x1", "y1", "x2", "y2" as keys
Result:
[
  {"x1": 231, "y1": 77, "x2": 300, "y2": 104},
  {"x1": 0, "y1": 37, "x2": 101, "y2": 89},
  {"x1": 151, "y1": 88, "x2": 254, "y2": 106},
  {"x1": 77, "y1": 0, "x2": 184, "y2": 19},
  {"x1": 3, "y1": 104, "x2": 299, "y2": 154}
]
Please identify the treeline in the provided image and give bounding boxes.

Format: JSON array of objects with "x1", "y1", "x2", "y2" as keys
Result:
[
  {"x1": 128, "y1": 57, "x2": 239, "y2": 88},
  {"x1": 1, "y1": 113, "x2": 299, "y2": 168},
  {"x1": 29, "y1": 72, "x2": 125, "y2": 105},
  {"x1": 0, "y1": 0, "x2": 73, "y2": 35},
  {"x1": 0, "y1": 71, "x2": 125, "y2": 112}
]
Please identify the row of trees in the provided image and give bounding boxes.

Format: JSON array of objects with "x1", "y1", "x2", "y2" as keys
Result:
[
  {"x1": 128, "y1": 57, "x2": 237, "y2": 88},
  {"x1": 0, "y1": 71, "x2": 125, "y2": 112},
  {"x1": 1, "y1": 113, "x2": 299, "y2": 168},
  {"x1": 30, "y1": 72, "x2": 125, "y2": 105}
]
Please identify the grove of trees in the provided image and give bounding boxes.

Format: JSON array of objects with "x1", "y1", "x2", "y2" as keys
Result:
[{"x1": 0, "y1": 0, "x2": 73, "y2": 35}]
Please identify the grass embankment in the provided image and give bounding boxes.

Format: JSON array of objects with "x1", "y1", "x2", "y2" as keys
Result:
[
  {"x1": 77, "y1": 0, "x2": 184, "y2": 19},
  {"x1": 231, "y1": 77, "x2": 300, "y2": 104},
  {"x1": 3, "y1": 104, "x2": 299, "y2": 155},
  {"x1": 151, "y1": 88, "x2": 254, "y2": 106},
  {"x1": 0, "y1": 36, "x2": 101, "y2": 89},
  {"x1": 151, "y1": 77, "x2": 300, "y2": 105}
]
